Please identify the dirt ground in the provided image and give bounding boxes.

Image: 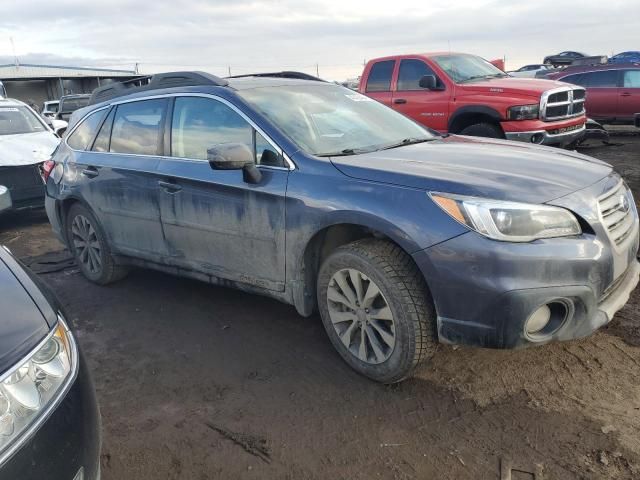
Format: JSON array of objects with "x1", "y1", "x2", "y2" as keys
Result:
[{"x1": 1, "y1": 133, "x2": 640, "y2": 480}]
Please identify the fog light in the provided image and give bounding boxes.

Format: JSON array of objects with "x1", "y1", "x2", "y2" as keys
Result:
[
  {"x1": 531, "y1": 133, "x2": 544, "y2": 144},
  {"x1": 525, "y1": 305, "x2": 551, "y2": 334}
]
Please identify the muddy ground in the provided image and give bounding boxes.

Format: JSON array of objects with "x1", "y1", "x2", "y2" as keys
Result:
[{"x1": 1, "y1": 133, "x2": 639, "y2": 480}]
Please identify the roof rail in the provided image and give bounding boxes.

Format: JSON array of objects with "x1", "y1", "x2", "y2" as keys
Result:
[
  {"x1": 89, "y1": 71, "x2": 229, "y2": 105},
  {"x1": 227, "y1": 71, "x2": 326, "y2": 82}
]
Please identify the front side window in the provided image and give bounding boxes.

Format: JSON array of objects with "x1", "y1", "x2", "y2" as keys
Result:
[
  {"x1": 397, "y1": 59, "x2": 443, "y2": 91},
  {"x1": 66, "y1": 109, "x2": 108, "y2": 150},
  {"x1": 582, "y1": 70, "x2": 619, "y2": 88},
  {"x1": 366, "y1": 61, "x2": 394, "y2": 92},
  {"x1": 110, "y1": 99, "x2": 167, "y2": 155},
  {"x1": 171, "y1": 97, "x2": 252, "y2": 160},
  {"x1": 0, "y1": 106, "x2": 47, "y2": 136},
  {"x1": 432, "y1": 54, "x2": 507, "y2": 84},
  {"x1": 623, "y1": 70, "x2": 640, "y2": 88}
]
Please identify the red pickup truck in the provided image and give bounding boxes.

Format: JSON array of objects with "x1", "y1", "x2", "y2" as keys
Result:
[{"x1": 359, "y1": 52, "x2": 587, "y2": 146}]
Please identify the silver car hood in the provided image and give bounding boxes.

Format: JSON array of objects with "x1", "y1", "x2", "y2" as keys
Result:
[{"x1": 0, "y1": 131, "x2": 60, "y2": 167}]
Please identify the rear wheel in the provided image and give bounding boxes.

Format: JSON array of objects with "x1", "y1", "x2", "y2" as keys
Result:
[
  {"x1": 65, "y1": 203, "x2": 128, "y2": 285},
  {"x1": 459, "y1": 122, "x2": 504, "y2": 139},
  {"x1": 317, "y1": 239, "x2": 437, "y2": 383}
]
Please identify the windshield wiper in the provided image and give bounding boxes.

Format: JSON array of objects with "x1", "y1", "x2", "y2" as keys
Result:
[
  {"x1": 317, "y1": 147, "x2": 370, "y2": 157},
  {"x1": 380, "y1": 137, "x2": 435, "y2": 151}
]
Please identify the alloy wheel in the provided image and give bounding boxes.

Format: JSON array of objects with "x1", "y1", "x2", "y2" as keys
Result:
[
  {"x1": 70, "y1": 214, "x2": 102, "y2": 274},
  {"x1": 326, "y1": 268, "x2": 396, "y2": 364}
]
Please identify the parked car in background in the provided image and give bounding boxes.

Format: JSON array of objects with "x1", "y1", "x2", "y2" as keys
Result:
[
  {"x1": 0, "y1": 82, "x2": 6, "y2": 98},
  {"x1": 609, "y1": 51, "x2": 640, "y2": 64},
  {"x1": 0, "y1": 245, "x2": 100, "y2": 479},
  {"x1": 56, "y1": 94, "x2": 91, "y2": 122},
  {"x1": 359, "y1": 52, "x2": 587, "y2": 146},
  {"x1": 543, "y1": 51, "x2": 587, "y2": 67},
  {"x1": 44, "y1": 71, "x2": 639, "y2": 383},
  {"x1": 508, "y1": 64, "x2": 554, "y2": 78},
  {"x1": 0, "y1": 98, "x2": 59, "y2": 214},
  {"x1": 41, "y1": 101, "x2": 59, "y2": 119},
  {"x1": 547, "y1": 64, "x2": 640, "y2": 124}
]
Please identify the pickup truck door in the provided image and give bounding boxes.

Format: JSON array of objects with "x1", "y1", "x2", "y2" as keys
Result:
[
  {"x1": 619, "y1": 70, "x2": 640, "y2": 121},
  {"x1": 391, "y1": 59, "x2": 450, "y2": 132},
  {"x1": 156, "y1": 96, "x2": 288, "y2": 291},
  {"x1": 361, "y1": 60, "x2": 395, "y2": 107}
]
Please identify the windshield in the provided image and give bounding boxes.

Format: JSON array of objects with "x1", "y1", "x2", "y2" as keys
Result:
[
  {"x1": 238, "y1": 84, "x2": 435, "y2": 156},
  {"x1": 60, "y1": 97, "x2": 89, "y2": 113},
  {"x1": 432, "y1": 54, "x2": 507, "y2": 83},
  {"x1": 0, "y1": 106, "x2": 47, "y2": 135}
]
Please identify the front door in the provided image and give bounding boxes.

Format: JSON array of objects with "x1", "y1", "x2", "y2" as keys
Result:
[{"x1": 157, "y1": 96, "x2": 288, "y2": 291}]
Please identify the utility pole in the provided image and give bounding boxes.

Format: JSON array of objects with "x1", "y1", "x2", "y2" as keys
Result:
[
  {"x1": 9, "y1": 37, "x2": 19, "y2": 67},
  {"x1": 228, "y1": 66, "x2": 231, "y2": 77},
  {"x1": 316, "y1": 63, "x2": 319, "y2": 77}
]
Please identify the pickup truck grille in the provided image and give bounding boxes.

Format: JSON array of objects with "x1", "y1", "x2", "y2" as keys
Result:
[
  {"x1": 540, "y1": 87, "x2": 586, "y2": 121},
  {"x1": 598, "y1": 181, "x2": 635, "y2": 246}
]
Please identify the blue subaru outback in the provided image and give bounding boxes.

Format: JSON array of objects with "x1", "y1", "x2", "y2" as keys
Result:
[{"x1": 44, "y1": 71, "x2": 639, "y2": 383}]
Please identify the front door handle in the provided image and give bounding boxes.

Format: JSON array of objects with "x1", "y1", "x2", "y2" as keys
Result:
[
  {"x1": 158, "y1": 180, "x2": 182, "y2": 193},
  {"x1": 621, "y1": 92, "x2": 632, "y2": 97},
  {"x1": 82, "y1": 167, "x2": 99, "y2": 178},
  {"x1": 393, "y1": 98, "x2": 407, "y2": 104}
]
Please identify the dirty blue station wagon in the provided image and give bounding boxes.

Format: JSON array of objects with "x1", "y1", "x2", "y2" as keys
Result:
[{"x1": 44, "y1": 72, "x2": 639, "y2": 383}]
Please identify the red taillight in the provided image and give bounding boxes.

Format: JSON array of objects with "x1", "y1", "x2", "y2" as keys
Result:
[{"x1": 41, "y1": 160, "x2": 56, "y2": 182}]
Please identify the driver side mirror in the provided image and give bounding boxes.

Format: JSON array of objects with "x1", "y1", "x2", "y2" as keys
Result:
[
  {"x1": 207, "y1": 143, "x2": 262, "y2": 184},
  {"x1": 419, "y1": 75, "x2": 439, "y2": 90}
]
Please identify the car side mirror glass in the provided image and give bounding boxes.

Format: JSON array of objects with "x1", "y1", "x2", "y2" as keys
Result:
[
  {"x1": 419, "y1": 75, "x2": 437, "y2": 90},
  {"x1": 207, "y1": 143, "x2": 254, "y2": 170}
]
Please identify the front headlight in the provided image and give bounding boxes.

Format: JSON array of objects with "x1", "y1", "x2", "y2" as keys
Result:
[
  {"x1": 430, "y1": 193, "x2": 581, "y2": 242},
  {"x1": 0, "y1": 315, "x2": 77, "y2": 464},
  {"x1": 507, "y1": 104, "x2": 539, "y2": 120}
]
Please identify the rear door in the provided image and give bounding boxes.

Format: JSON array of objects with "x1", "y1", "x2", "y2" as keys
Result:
[
  {"x1": 391, "y1": 58, "x2": 450, "y2": 132},
  {"x1": 361, "y1": 60, "x2": 395, "y2": 107},
  {"x1": 156, "y1": 95, "x2": 288, "y2": 291},
  {"x1": 619, "y1": 69, "x2": 640, "y2": 121},
  {"x1": 563, "y1": 70, "x2": 620, "y2": 121}
]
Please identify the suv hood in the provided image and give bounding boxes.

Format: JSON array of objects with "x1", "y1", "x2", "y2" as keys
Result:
[
  {"x1": 458, "y1": 77, "x2": 573, "y2": 98},
  {"x1": 0, "y1": 131, "x2": 60, "y2": 167},
  {"x1": 330, "y1": 135, "x2": 611, "y2": 204},
  {"x1": 0, "y1": 249, "x2": 52, "y2": 375}
]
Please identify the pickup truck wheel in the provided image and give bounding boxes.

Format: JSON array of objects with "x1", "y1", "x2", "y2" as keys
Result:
[
  {"x1": 66, "y1": 203, "x2": 128, "y2": 285},
  {"x1": 317, "y1": 239, "x2": 437, "y2": 383},
  {"x1": 459, "y1": 122, "x2": 504, "y2": 139}
]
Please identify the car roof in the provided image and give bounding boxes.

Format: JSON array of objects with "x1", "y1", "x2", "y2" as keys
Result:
[
  {"x1": 552, "y1": 63, "x2": 640, "y2": 76},
  {"x1": 226, "y1": 76, "x2": 328, "y2": 90},
  {"x1": 0, "y1": 97, "x2": 27, "y2": 108}
]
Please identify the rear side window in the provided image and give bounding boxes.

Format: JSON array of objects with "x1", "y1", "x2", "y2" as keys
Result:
[
  {"x1": 171, "y1": 97, "x2": 252, "y2": 160},
  {"x1": 91, "y1": 108, "x2": 115, "y2": 152},
  {"x1": 66, "y1": 109, "x2": 108, "y2": 150},
  {"x1": 582, "y1": 70, "x2": 619, "y2": 88},
  {"x1": 110, "y1": 99, "x2": 167, "y2": 155},
  {"x1": 366, "y1": 61, "x2": 394, "y2": 92},
  {"x1": 560, "y1": 74, "x2": 585, "y2": 86},
  {"x1": 623, "y1": 70, "x2": 640, "y2": 88},
  {"x1": 397, "y1": 59, "x2": 443, "y2": 91}
]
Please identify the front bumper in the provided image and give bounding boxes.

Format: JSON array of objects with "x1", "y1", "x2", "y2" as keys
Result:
[
  {"x1": 0, "y1": 351, "x2": 100, "y2": 480},
  {"x1": 505, "y1": 123, "x2": 586, "y2": 146}
]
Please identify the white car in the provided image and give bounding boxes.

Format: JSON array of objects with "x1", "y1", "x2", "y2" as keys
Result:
[
  {"x1": 508, "y1": 64, "x2": 554, "y2": 78},
  {"x1": 0, "y1": 98, "x2": 60, "y2": 214}
]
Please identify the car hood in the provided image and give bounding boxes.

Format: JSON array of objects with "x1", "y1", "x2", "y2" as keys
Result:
[
  {"x1": 458, "y1": 77, "x2": 573, "y2": 98},
  {"x1": 330, "y1": 135, "x2": 612, "y2": 204},
  {"x1": 0, "y1": 249, "x2": 52, "y2": 375},
  {"x1": 0, "y1": 131, "x2": 60, "y2": 167}
]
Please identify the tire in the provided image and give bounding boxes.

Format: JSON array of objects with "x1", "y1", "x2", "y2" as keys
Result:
[
  {"x1": 317, "y1": 239, "x2": 437, "y2": 383},
  {"x1": 459, "y1": 122, "x2": 504, "y2": 139},
  {"x1": 65, "y1": 203, "x2": 128, "y2": 285}
]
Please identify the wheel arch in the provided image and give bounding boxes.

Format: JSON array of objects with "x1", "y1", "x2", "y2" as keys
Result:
[
  {"x1": 57, "y1": 195, "x2": 101, "y2": 246},
  {"x1": 448, "y1": 106, "x2": 503, "y2": 134}
]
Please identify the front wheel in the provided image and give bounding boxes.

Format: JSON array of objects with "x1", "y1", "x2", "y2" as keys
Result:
[
  {"x1": 459, "y1": 122, "x2": 504, "y2": 139},
  {"x1": 317, "y1": 239, "x2": 438, "y2": 383}
]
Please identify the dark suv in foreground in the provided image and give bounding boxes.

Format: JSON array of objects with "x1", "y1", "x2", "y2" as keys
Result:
[{"x1": 45, "y1": 72, "x2": 639, "y2": 383}]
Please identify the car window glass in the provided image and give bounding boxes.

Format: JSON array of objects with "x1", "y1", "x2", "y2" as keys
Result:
[
  {"x1": 397, "y1": 59, "x2": 443, "y2": 91},
  {"x1": 110, "y1": 99, "x2": 167, "y2": 155},
  {"x1": 560, "y1": 74, "x2": 585, "y2": 86},
  {"x1": 623, "y1": 70, "x2": 640, "y2": 88},
  {"x1": 67, "y1": 109, "x2": 108, "y2": 150},
  {"x1": 255, "y1": 131, "x2": 283, "y2": 167},
  {"x1": 171, "y1": 97, "x2": 252, "y2": 161},
  {"x1": 583, "y1": 70, "x2": 618, "y2": 88},
  {"x1": 92, "y1": 108, "x2": 115, "y2": 152},
  {"x1": 366, "y1": 60, "x2": 394, "y2": 92}
]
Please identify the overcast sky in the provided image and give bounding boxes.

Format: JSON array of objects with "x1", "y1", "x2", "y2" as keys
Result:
[{"x1": 1, "y1": 0, "x2": 638, "y2": 80}]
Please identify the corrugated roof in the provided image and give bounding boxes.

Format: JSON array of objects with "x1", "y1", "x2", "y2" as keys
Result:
[{"x1": 0, "y1": 64, "x2": 136, "y2": 80}]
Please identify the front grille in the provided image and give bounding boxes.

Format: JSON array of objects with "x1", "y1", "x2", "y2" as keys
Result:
[
  {"x1": 0, "y1": 164, "x2": 44, "y2": 204},
  {"x1": 540, "y1": 87, "x2": 586, "y2": 121},
  {"x1": 598, "y1": 181, "x2": 635, "y2": 246}
]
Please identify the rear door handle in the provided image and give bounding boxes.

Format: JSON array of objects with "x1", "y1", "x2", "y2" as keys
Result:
[
  {"x1": 621, "y1": 92, "x2": 632, "y2": 97},
  {"x1": 158, "y1": 180, "x2": 182, "y2": 193},
  {"x1": 82, "y1": 167, "x2": 99, "y2": 178},
  {"x1": 393, "y1": 98, "x2": 407, "y2": 104}
]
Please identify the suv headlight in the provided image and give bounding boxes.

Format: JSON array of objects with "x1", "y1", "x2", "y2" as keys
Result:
[
  {"x1": 507, "y1": 104, "x2": 539, "y2": 120},
  {"x1": 430, "y1": 193, "x2": 581, "y2": 242},
  {"x1": 0, "y1": 315, "x2": 77, "y2": 463}
]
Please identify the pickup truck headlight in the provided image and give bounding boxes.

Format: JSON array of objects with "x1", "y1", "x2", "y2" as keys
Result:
[
  {"x1": 507, "y1": 104, "x2": 539, "y2": 120},
  {"x1": 430, "y1": 193, "x2": 581, "y2": 242},
  {"x1": 0, "y1": 315, "x2": 77, "y2": 463}
]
